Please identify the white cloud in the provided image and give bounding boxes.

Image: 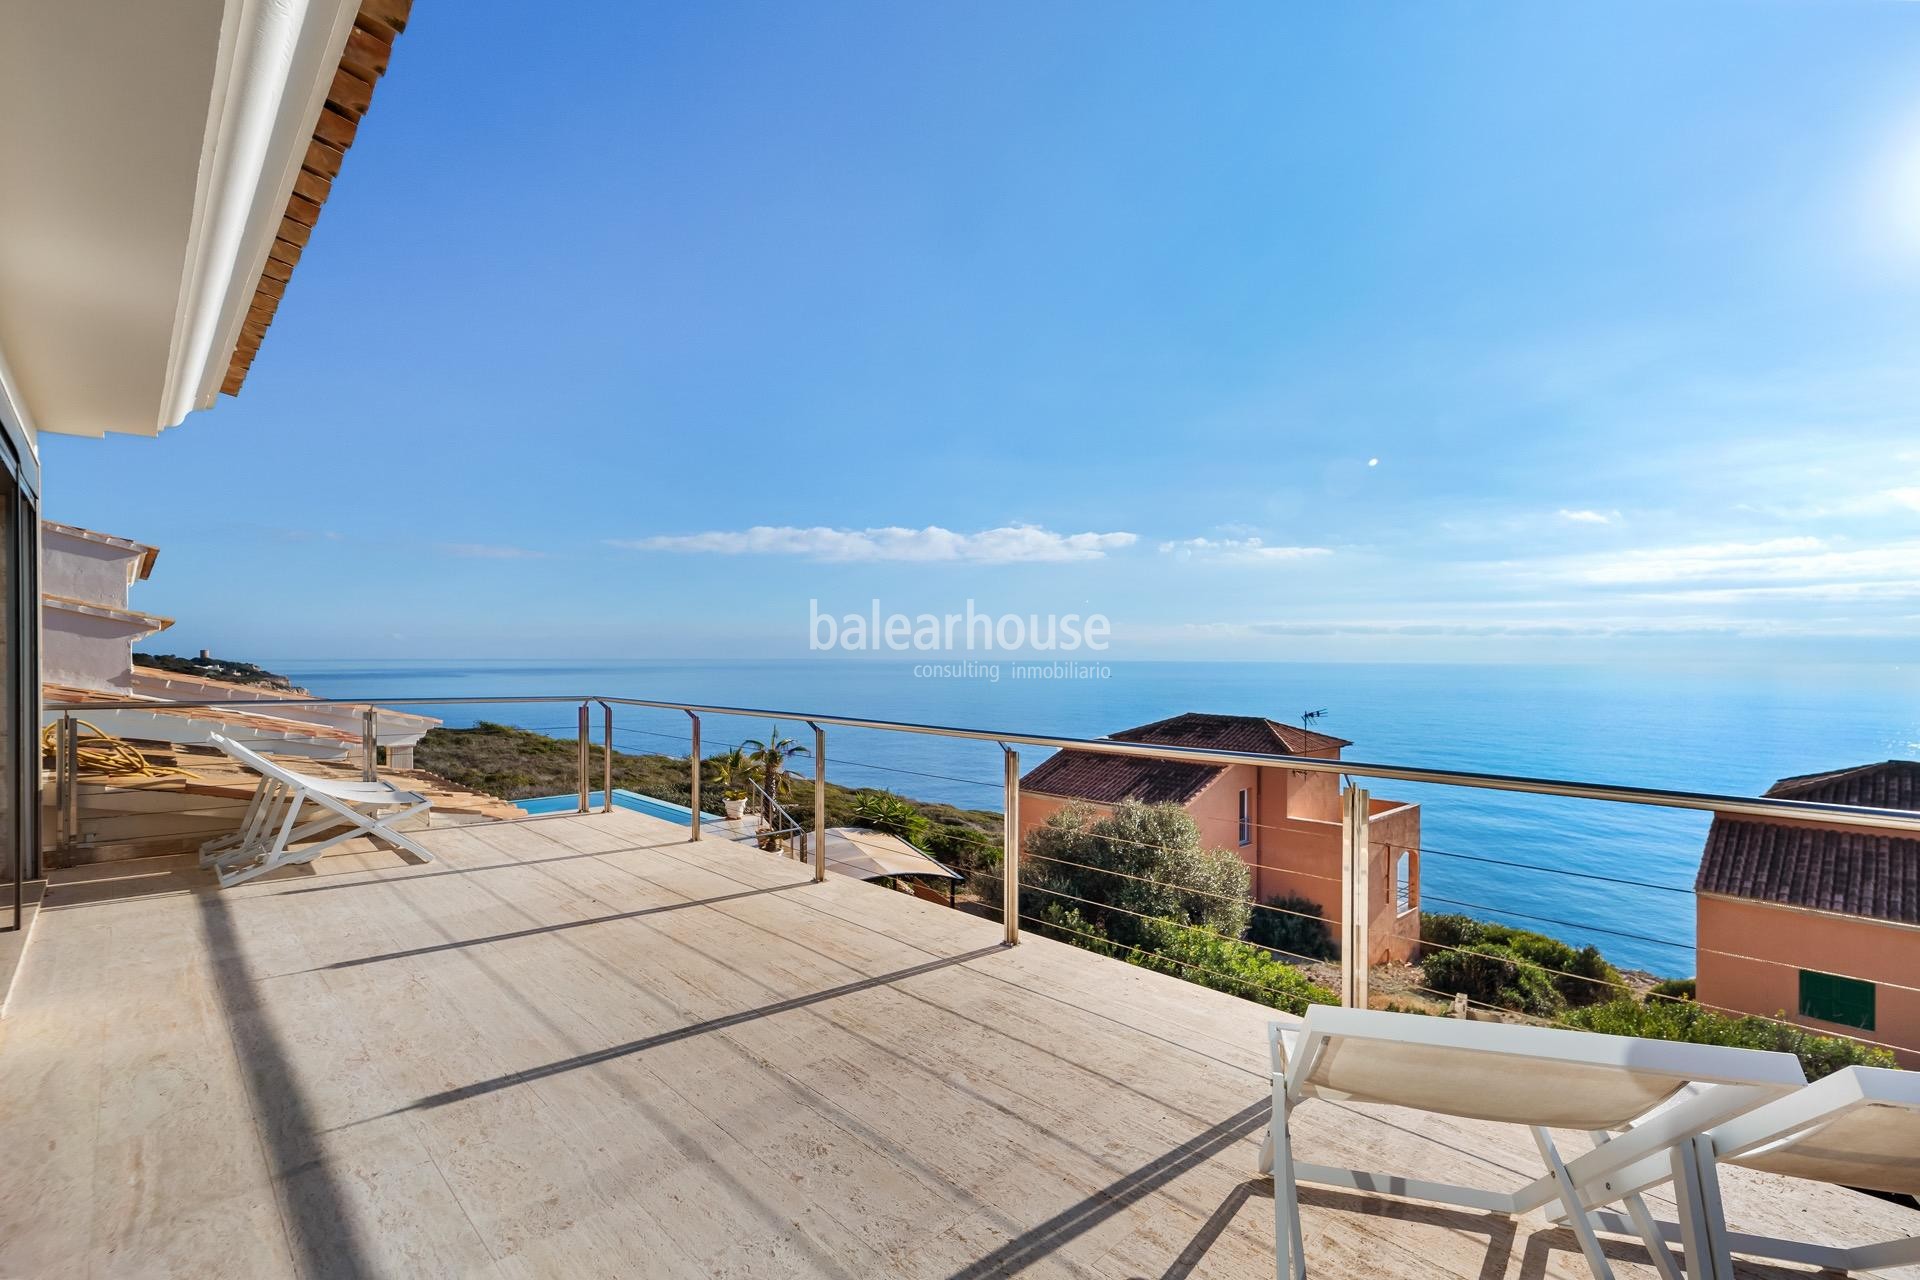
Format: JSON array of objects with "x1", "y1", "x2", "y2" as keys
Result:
[
  {"x1": 1158, "y1": 537, "x2": 1332, "y2": 564},
  {"x1": 612, "y1": 524, "x2": 1138, "y2": 564},
  {"x1": 438, "y1": 543, "x2": 545, "y2": 560},
  {"x1": 1557, "y1": 508, "x2": 1619, "y2": 525},
  {"x1": 1558, "y1": 536, "x2": 1920, "y2": 587},
  {"x1": 1885, "y1": 487, "x2": 1920, "y2": 512}
]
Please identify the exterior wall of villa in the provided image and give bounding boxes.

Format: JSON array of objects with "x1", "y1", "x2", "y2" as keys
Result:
[
  {"x1": 41, "y1": 608, "x2": 144, "y2": 691},
  {"x1": 40, "y1": 526, "x2": 163, "y2": 691},
  {"x1": 1696, "y1": 893, "x2": 1920, "y2": 1068},
  {"x1": 1019, "y1": 769, "x2": 1421, "y2": 964},
  {"x1": 41, "y1": 527, "x2": 142, "y2": 608}
]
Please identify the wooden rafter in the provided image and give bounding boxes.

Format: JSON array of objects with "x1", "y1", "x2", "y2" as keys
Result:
[{"x1": 220, "y1": 0, "x2": 412, "y2": 396}]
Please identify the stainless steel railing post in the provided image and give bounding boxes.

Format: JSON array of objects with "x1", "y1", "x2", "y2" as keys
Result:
[
  {"x1": 807, "y1": 722, "x2": 826, "y2": 883},
  {"x1": 686, "y1": 711, "x2": 702, "y2": 842},
  {"x1": 600, "y1": 702, "x2": 614, "y2": 813},
  {"x1": 576, "y1": 702, "x2": 591, "y2": 813},
  {"x1": 1340, "y1": 785, "x2": 1372, "y2": 1008},
  {"x1": 361, "y1": 707, "x2": 378, "y2": 782},
  {"x1": 1001, "y1": 745, "x2": 1020, "y2": 945},
  {"x1": 57, "y1": 712, "x2": 77, "y2": 854}
]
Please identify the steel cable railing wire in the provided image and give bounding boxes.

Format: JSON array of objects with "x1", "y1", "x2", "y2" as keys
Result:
[
  {"x1": 1015, "y1": 910, "x2": 1332, "y2": 1004},
  {"x1": 1017, "y1": 879, "x2": 1335, "y2": 970},
  {"x1": 1019, "y1": 849, "x2": 1339, "y2": 933},
  {"x1": 608, "y1": 724, "x2": 1005, "y2": 792},
  {"x1": 1387, "y1": 925, "x2": 1920, "y2": 1056},
  {"x1": 1403, "y1": 841, "x2": 1694, "y2": 896}
]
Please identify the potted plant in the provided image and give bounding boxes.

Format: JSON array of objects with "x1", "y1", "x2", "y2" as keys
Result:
[{"x1": 706, "y1": 745, "x2": 752, "y2": 820}]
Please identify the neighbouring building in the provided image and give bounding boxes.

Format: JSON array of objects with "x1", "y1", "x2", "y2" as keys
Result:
[
  {"x1": 39, "y1": 522, "x2": 170, "y2": 691},
  {"x1": 1695, "y1": 760, "x2": 1920, "y2": 1067},
  {"x1": 1018, "y1": 712, "x2": 1422, "y2": 962},
  {"x1": 38, "y1": 518, "x2": 438, "y2": 765}
]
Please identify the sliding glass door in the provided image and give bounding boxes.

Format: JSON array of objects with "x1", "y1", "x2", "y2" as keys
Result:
[{"x1": 0, "y1": 408, "x2": 37, "y2": 932}]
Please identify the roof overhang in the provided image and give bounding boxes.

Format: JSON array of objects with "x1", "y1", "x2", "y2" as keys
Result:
[
  {"x1": 41, "y1": 521, "x2": 161, "y2": 580},
  {"x1": 41, "y1": 594, "x2": 175, "y2": 640},
  {"x1": 0, "y1": 0, "x2": 408, "y2": 440}
]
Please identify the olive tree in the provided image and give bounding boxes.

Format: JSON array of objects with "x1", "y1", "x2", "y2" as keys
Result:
[{"x1": 1022, "y1": 801, "x2": 1250, "y2": 948}]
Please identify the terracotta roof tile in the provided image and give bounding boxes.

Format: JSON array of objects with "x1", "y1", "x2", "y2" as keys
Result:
[
  {"x1": 221, "y1": 1, "x2": 411, "y2": 397},
  {"x1": 1020, "y1": 712, "x2": 1346, "y2": 805},
  {"x1": 1697, "y1": 761, "x2": 1920, "y2": 925}
]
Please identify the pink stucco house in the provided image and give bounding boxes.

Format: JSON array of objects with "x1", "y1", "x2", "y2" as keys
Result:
[
  {"x1": 1695, "y1": 759, "x2": 1920, "y2": 1067},
  {"x1": 1018, "y1": 712, "x2": 1422, "y2": 963}
]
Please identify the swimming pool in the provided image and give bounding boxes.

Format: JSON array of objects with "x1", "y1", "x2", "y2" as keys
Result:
[{"x1": 514, "y1": 789, "x2": 701, "y2": 825}]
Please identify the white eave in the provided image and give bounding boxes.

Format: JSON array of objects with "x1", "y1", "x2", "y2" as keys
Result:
[
  {"x1": 41, "y1": 594, "x2": 175, "y2": 640},
  {"x1": 41, "y1": 521, "x2": 162, "y2": 579},
  {"x1": 0, "y1": 0, "x2": 361, "y2": 439}
]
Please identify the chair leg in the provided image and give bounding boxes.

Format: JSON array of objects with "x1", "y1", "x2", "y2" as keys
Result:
[
  {"x1": 1531, "y1": 1127, "x2": 1618, "y2": 1280},
  {"x1": 1671, "y1": 1136, "x2": 1734, "y2": 1280},
  {"x1": 1272, "y1": 1073, "x2": 1305, "y2": 1280}
]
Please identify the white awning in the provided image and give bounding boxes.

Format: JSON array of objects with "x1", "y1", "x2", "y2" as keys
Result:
[{"x1": 820, "y1": 827, "x2": 961, "y2": 883}]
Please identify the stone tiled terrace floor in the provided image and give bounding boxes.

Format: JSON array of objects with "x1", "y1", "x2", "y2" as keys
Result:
[{"x1": 2, "y1": 808, "x2": 1915, "y2": 1278}]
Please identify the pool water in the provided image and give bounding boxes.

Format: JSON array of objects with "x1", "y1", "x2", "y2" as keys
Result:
[{"x1": 514, "y1": 789, "x2": 700, "y2": 824}]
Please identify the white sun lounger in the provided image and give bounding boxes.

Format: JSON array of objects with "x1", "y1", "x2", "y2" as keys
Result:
[
  {"x1": 1582, "y1": 1065, "x2": 1920, "y2": 1278},
  {"x1": 1257, "y1": 1006, "x2": 1806, "y2": 1280},
  {"x1": 199, "y1": 733, "x2": 434, "y2": 887}
]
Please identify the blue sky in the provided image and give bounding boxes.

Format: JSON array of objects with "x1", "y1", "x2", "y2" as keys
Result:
[{"x1": 46, "y1": 1, "x2": 1920, "y2": 663}]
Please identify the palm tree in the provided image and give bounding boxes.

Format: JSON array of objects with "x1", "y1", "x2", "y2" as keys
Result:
[
  {"x1": 741, "y1": 724, "x2": 809, "y2": 825},
  {"x1": 704, "y1": 744, "x2": 752, "y2": 800}
]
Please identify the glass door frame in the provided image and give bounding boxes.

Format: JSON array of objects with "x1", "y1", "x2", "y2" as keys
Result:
[{"x1": 0, "y1": 395, "x2": 39, "y2": 933}]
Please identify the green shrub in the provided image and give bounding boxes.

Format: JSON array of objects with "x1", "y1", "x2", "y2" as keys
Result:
[
  {"x1": 1561, "y1": 998, "x2": 1895, "y2": 1080},
  {"x1": 1022, "y1": 801, "x2": 1250, "y2": 949},
  {"x1": 1024, "y1": 901, "x2": 1116, "y2": 955},
  {"x1": 1422, "y1": 942, "x2": 1565, "y2": 1018},
  {"x1": 1247, "y1": 894, "x2": 1338, "y2": 961},
  {"x1": 924, "y1": 822, "x2": 998, "y2": 876},
  {"x1": 1126, "y1": 919, "x2": 1337, "y2": 1016},
  {"x1": 1420, "y1": 913, "x2": 1486, "y2": 950},
  {"x1": 1419, "y1": 913, "x2": 1621, "y2": 1008},
  {"x1": 851, "y1": 792, "x2": 930, "y2": 844},
  {"x1": 1649, "y1": 977, "x2": 1697, "y2": 1002}
]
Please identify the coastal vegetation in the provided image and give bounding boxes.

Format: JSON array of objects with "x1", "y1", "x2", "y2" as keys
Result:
[
  {"x1": 1247, "y1": 893, "x2": 1338, "y2": 962},
  {"x1": 1562, "y1": 997, "x2": 1894, "y2": 1079},
  {"x1": 133, "y1": 651, "x2": 300, "y2": 690},
  {"x1": 1418, "y1": 913, "x2": 1622, "y2": 1012},
  {"x1": 1013, "y1": 801, "x2": 1337, "y2": 1014},
  {"x1": 1020, "y1": 800, "x2": 1251, "y2": 947}
]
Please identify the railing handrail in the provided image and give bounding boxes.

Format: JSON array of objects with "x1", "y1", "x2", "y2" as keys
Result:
[
  {"x1": 744, "y1": 774, "x2": 803, "y2": 838},
  {"x1": 42, "y1": 691, "x2": 1920, "y2": 833}
]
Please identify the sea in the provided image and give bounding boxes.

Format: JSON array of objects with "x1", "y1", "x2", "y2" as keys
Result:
[{"x1": 267, "y1": 657, "x2": 1920, "y2": 975}]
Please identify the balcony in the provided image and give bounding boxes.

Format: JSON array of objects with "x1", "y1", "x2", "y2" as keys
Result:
[{"x1": 4, "y1": 794, "x2": 1918, "y2": 1276}]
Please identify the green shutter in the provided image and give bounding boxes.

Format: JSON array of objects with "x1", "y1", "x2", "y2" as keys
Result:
[{"x1": 1798, "y1": 970, "x2": 1876, "y2": 1032}]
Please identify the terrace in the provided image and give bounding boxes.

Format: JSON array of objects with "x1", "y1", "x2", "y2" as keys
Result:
[{"x1": 6, "y1": 695, "x2": 1920, "y2": 1278}]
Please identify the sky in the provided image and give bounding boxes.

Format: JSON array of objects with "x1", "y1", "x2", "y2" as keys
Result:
[{"x1": 44, "y1": 0, "x2": 1920, "y2": 664}]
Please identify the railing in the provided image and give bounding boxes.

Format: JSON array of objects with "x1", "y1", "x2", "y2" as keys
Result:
[
  {"x1": 43, "y1": 690, "x2": 1920, "y2": 1063},
  {"x1": 743, "y1": 774, "x2": 807, "y2": 860}
]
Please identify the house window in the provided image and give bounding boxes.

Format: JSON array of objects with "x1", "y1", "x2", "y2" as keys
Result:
[
  {"x1": 1237, "y1": 788, "x2": 1251, "y2": 846},
  {"x1": 1395, "y1": 850, "x2": 1415, "y2": 914},
  {"x1": 1799, "y1": 969, "x2": 1875, "y2": 1032}
]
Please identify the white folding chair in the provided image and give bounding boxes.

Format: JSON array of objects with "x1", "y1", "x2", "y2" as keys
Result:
[
  {"x1": 199, "y1": 733, "x2": 435, "y2": 887},
  {"x1": 1583, "y1": 1065, "x2": 1920, "y2": 1278},
  {"x1": 1256, "y1": 1007, "x2": 1805, "y2": 1280}
]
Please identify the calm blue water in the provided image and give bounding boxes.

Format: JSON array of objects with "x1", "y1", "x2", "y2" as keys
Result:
[
  {"x1": 268, "y1": 658, "x2": 1920, "y2": 974},
  {"x1": 514, "y1": 789, "x2": 699, "y2": 823}
]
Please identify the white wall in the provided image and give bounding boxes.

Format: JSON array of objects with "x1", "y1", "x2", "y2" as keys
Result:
[
  {"x1": 41, "y1": 609, "x2": 142, "y2": 692},
  {"x1": 40, "y1": 529, "x2": 141, "y2": 610}
]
